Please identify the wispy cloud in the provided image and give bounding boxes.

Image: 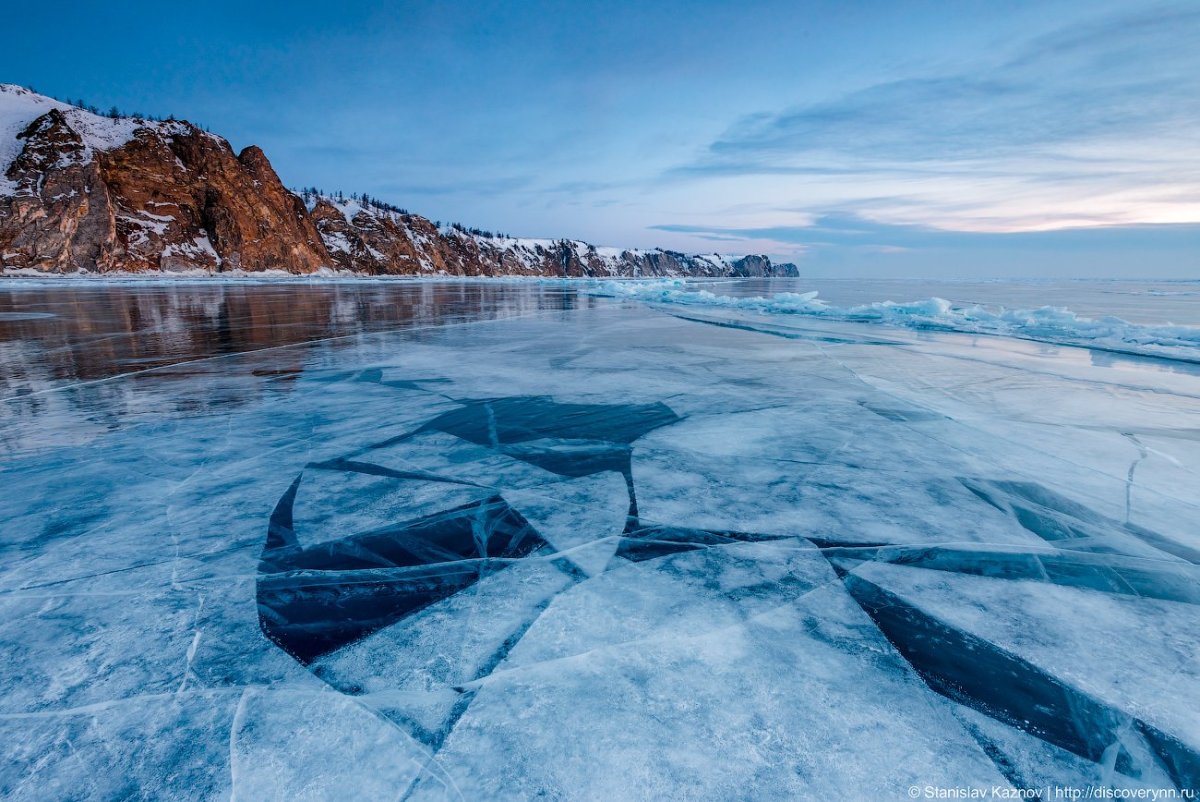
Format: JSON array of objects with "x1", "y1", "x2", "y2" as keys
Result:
[
  {"x1": 652, "y1": 215, "x2": 1200, "y2": 251},
  {"x1": 645, "y1": 214, "x2": 1200, "y2": 278},
  {"x1": 667, "y1": 5, "x2": 1200, "y2": 234}
]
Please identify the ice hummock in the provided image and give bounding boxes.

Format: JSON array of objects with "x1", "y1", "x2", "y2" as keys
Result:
[{"x1": 577, "y1": 278, "x2": 1200, "y2": 362}]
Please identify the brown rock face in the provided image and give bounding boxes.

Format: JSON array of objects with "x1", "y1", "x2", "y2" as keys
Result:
[
  {"x1": 1, "y1": 110, "x2": 117, "y2": 272},
  {"x1": 309, "y1": 199, "x2": 438, "y2": 275},
  {"x1": 1, "y1": 106, "x2": 329, "y2": 273}
]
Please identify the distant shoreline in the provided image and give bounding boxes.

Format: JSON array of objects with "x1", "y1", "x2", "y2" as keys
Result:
[{"x1": 0, "y1": 271, "x2": 684, "y2": 283}]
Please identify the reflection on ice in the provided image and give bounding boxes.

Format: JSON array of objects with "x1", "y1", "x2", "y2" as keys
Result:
[{"x1": 2, "y1": 281, "x2": 1198, "y2": 800}]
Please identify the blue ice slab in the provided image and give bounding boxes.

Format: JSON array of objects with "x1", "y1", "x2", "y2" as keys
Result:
[{"x1": 3, "y1": 282, "x2": 1199, "y2": 800}]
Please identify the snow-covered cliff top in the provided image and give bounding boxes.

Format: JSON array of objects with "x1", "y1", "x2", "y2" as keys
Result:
[{"x1": 0, "y1": 84, "x2": 218, "y2": 195}]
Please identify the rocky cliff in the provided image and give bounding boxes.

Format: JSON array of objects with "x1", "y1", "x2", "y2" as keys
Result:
[
  {"x1": 0, "y1": 85, "x2": 798, "y2": 278},
  {"x1": 0, "y1": 86, "x2": 329, "y2": 274}
]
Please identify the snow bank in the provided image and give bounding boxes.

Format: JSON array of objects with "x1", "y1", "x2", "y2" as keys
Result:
[{"x1": 580, "y1": 279, "x2": 1200, "y2": 361}]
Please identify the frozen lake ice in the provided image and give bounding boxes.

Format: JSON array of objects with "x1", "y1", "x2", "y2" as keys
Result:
[{"x1": 1, "y1": 279, "x2": 1198, "y2": 800}]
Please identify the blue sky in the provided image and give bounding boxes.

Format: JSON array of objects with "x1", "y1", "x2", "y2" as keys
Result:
[{"x1": 4, "y1": 0, "x2": 1197, "y2": 276}]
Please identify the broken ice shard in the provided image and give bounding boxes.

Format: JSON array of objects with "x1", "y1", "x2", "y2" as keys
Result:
[{"x1": 256, "y1": 394, "x2": 682, "y2": 665}]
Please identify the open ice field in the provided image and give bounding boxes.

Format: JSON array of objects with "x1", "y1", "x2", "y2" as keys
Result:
[{"x1": 1, "y1": 278, "x2": 1198, "y2": 800}]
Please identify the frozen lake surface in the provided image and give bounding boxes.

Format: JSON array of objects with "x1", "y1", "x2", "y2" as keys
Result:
[{"x1": 1, "y1": 279, "x2": 1198, "y2": 800}]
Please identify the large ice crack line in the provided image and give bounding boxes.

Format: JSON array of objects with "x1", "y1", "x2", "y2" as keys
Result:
[
  {"x1": 246, "y1": 364, "x2": 1199, "y2": 794},
  {"x1": 839, "y1": 572, "x2": 1199, "y2": 790},
  {"x1": 1122, "y1": 432, "x2": 1149, "y2": 525},
  {"x1": 255, "y1": 395, "x2": 682, "y2": 747},
  {"x1": 751, "y1": 321, "x2": 1199, "y2": 785},
  {"x1": 176, "y1": 592, "x2": 206, "y2": 694}
]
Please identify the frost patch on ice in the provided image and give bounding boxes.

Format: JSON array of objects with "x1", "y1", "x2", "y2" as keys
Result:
[{"x1": 229, "y1": 689, "x2": 427, "y2": 801}]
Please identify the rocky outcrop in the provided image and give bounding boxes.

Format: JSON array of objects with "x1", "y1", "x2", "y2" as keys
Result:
[
  {"x1": 1, "y1": 85, "x2": 799, "y2": 278},
  {"x1": 0, "y1": 86, "x2": 328, "y2": 274},
  {"x1": 307, "y1": 195, "x2": 799, "y2": 278},
  {"x1": 1, "y1": 109, "x2": 116, "y2": 271},
  {"x1": 729, "y1": 254, "x2": 799, "y2": 278}
]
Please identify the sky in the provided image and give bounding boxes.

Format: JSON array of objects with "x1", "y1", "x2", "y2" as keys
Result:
[{"x1": 4, "y1": 0, "x2": 1198, "y2": 276}]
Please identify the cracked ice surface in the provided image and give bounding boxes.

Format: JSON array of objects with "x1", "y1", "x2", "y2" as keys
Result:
[{"x1": 1, "y1": 281, "x2": 1199, "y2": 800}]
